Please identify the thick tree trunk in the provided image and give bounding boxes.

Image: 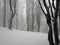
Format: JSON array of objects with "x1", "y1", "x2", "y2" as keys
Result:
[
  {"x1": 53, "y1": 19, "x2": 59, "y2": 45},
  {"x1": 48, "y1": 24, "x2": 54, "y2": 45},
  {"x1": 53, "y1": 0, "x2": 60, "y2": 45},
  {"x1": 46, "y1": 15, "x2": 54, "y2": 45}
]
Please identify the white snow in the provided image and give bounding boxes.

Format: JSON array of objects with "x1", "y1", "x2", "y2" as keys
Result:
[{"x1": 0, "y1": 27, "x2": 49, "y2": 45}]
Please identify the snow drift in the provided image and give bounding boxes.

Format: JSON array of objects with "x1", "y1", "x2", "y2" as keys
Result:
[{"x1": 0, "y1": 27, "x2": 49, "y2": 45}]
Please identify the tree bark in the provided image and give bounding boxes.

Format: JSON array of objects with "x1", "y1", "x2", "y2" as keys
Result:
[
  {"x1": 53, "y1": 0, "x2": 60, "y2": 45},
  {"x1": 46, "y1": 14, "x2": 54, "y2": 45}
]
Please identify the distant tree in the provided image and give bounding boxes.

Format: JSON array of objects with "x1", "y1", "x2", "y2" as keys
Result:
[
  {"x1": 38, "y1": 0, "x2": 60, "y2": 45},
  {"x1": 31, "y1": 0, "x2": 34, "y2": 31},
  {"x1": 34, "y1": 0, "x2": 41, "y2": 32},
  {"x1": 26, "y1": 0, "x2": 31, "y2": 31},
  {"x1": 26, "y1": 0, "x2": 40, "y2": 32},
  {"x1": 9, "y1": 0, "x2": 16, "y2": 30},
  {"x1": 26, "y1": 0, "x2": 34, "y2": 31},
  {"x1": 4, "y1": 0, "x2": 6, "y2": 27},
  {"x1": 36, "y1": 2, "x2": 40, "y2": 32}
]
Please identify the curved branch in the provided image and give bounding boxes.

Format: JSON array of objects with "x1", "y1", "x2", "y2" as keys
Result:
[
  {"x1": 38, "y1": 0, "x2": 47, "y2": 16},
  {"x1": 9, "y1": 0, "x2": 16, "y2": 30},
  {"x1": 9, "y1": 0, "x2": 13, "y2": 14},
  {"x1": 13, "y1": 0, "x2": 16, "y2": 18}
]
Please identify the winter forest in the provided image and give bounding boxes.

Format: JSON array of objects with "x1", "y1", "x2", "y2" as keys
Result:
[{"x1": 0, "y1": 0, "x2": 60, "y2": 45}]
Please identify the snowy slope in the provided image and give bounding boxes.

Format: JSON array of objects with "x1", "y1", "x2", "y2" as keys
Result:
[{"x1": 0, "y1": 27, "x2": 49, "y2": 45}]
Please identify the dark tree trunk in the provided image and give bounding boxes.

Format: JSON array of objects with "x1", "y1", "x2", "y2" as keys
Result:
[
  {"x1": 46, "y1": 14, "x2": 54, "y2": 45},
  {"x1": 38, "y1": 0, "x2": 60, "y2": 45},
  {"x1": 48, "y1": 24, "x2": 54, "y2": 45},
  {"x1": 9, "y1": 0, "x2": 16, "y2": 30},
  {"x1": 53, "y1": 0, "x2": 60, "y2": 45},
  {"x1": 53, "y1": 20, "x2": 59, "y2": 45}
]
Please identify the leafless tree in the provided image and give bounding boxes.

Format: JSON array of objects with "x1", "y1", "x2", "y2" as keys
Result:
[
  {"x1": 38, "y1": 0, "x2": 60, "y2": 45},
  {"x1": 37, "y1": 8, "x2": 40, "y2": 32},
  {"x1": 31, "y1": 0, "x2": 34, "y2": 31},
  {"x1": 35, "y1": 0, "x2": 40, "y2": 32},
  {"x1": 4, "y1": 0, "x2": 6, "y2": 27},
  {"x1": 26, "y1": 0, "x2": 30, "y2": 31},
  {"x1": 26, "y1": 0, "x2": 40, "y2": 32},
  {"x1": 26, "y1": 0, "x2": 34, "y2": 31},
  {"x1": 9, "y1": 0, "x2": 16, "y2": 30}
]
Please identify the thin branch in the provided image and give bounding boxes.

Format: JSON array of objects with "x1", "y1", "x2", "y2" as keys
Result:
[
  {"x1": 38, "y1": 0, "x2": 47, "y2": 16},
  {"x1": 55, "y1": 0, "x2": 60, "y2": 19},
  {"x1": 48, "y1": 0, "x2": 54, "y2": 18},
  {"x1": 52, "y1": 0, "x2": 55, "y2": 10},
  {"x1": 43, "y1": 0, "x2": 49, "y2": 15}
]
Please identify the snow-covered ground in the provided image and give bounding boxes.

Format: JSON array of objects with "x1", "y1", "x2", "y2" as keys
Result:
[{"x1": 0, "y1": 27, "x2": 50, "y2": 45}]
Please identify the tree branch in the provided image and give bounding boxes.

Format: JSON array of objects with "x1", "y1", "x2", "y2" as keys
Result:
[
  {"x1": 55, "y1": 0, "x2": 60, "y2": 19},
  {"x1": 43, "y1": 0, "x2": 49, "y2": 15},
  {"x1": 48, "y1": 0, "x2": 54, "y2": 18},
  {"x1": 52, "y1": 0, "x2": 55, "y2": 10},
  {"x1": 38, "y1": 0, "x2": 47, "y2": 16}
]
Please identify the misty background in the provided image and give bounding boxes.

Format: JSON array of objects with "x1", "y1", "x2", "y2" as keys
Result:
[{"x1": 0, "y1": 0, "x2": 59, "y2": 34}]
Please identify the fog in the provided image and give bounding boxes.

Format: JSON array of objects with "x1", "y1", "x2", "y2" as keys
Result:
[{"x1": 0, "y1": 0, "x2": 60, "y2": 45}]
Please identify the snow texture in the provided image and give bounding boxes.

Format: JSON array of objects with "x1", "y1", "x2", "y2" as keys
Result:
[{"x1": 0, "y1": 27, "x2": 49, "y2": 45}]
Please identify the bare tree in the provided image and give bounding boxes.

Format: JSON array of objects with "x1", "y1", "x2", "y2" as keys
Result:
[
  {"x1": 31, "y1": 0, "x2": 34, "y2": 31},
  {"x1": 26, "y1": 0, "x2": 40, "y2": 32},
  {"x1": 26, "y1": 0, "x2": 31, "y2": 31},
  {"x1": 53, "y1": 0, "x2": 60, "y2": 45},
  {"x1": 37, "y1": 7, "x2": 40, "y2": 32},
  {"x1": 35, "y1": 0, "x2": 41, "y2": 32},
  {"x1": 9, "y1": 0, "x2": 16, "y2": 30},
  {"x1": 26, "y1": 0, "x2": 34, "y2": 31},
  {"x1": 38, "y1": 0, "x2": 60, "y2": 45},
  {"x1": 4, "y1": 0, "x2": 6, "y2": 27}
]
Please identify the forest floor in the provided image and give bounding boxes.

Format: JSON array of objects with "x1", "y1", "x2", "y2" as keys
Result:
[{"x1": 0, "y1": 27, "x2": 60, "y2": 45}]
